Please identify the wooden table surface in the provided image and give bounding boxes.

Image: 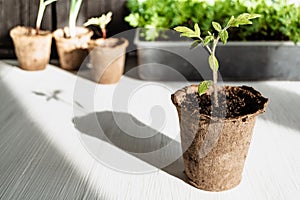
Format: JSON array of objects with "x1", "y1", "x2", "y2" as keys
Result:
[{"x1": 0, "y1": 60, "x2": 299, "y2": 200}]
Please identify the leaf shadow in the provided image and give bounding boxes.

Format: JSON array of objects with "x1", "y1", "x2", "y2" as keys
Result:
[{"x1": 32, "y1": 90, "x2": 85, "y2": 109}]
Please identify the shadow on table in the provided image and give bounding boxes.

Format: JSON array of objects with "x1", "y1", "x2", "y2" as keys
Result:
[
  {"x1": 73, "y1": 111, "x2": 186, "y2": 181},
  {"x1": 252, "y1": 84, "x2": 300, "y2": 132},
  {"x1": 71, "y1": 83, "x2": 300, "y2": 184}
]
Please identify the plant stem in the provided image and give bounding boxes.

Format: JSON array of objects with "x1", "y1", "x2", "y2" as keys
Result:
[
  {"x1": 210, "y1": 25, "x2": 230, "y2": 107},
  {"x1": 36, "y1": 0, "x2": 57, "y2": 35},
  {"x1": 69, "y1": 13, "x2": 76, "y2": 38},
  {"x1": 69, "y1": 0, "x2": 82, "y2": 38},
  {"x1": 199, "y1": 38, "x2": 212, "y2": 54},
  {"x1": 101, "y1": 28, "x2": 107, "y2": 39},
  {"x1": 211, "y1": 38, "x2": 219, "y2": 107},
  {"x1": 36, "y1": 0, "x2": 45, "y2": 35}
]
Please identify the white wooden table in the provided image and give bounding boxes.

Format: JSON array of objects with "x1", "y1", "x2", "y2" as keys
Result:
[{"x1": 0, "y1": 60, "x2": 299, "y2": 200}]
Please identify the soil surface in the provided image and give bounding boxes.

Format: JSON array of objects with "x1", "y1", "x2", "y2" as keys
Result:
[
  {"x1": 93, "y1": 38, "x2": 124, "y2": 47},
  {"x1": 11, "y1": 26, "x2": 50, "y2": 36},
  {"x1": 180, "y1": 86, "x2": 267, "y2": 119}
]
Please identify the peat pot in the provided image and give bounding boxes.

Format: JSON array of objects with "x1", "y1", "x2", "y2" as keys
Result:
[
  {"x1": 88, "y1": 38, "x2": 128, "y2": 84},
  {"x1": 53, "y1": 27, "x2": 93, "y2": 70},
  {"x1": 171, "y1": 85, "x2": 268, "y2": 191},
  {"x1": 10, "y1": 26, "x2": 52, "y2": 70}
]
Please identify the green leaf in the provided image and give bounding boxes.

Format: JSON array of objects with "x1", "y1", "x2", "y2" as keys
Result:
[
  {"x1": 219, "y1": 30, "x2": 228, "y2": 44},
  {"x1": 203, "y1": 35, "x2": 214, "y2": 46},
  {"x1": 248, "y1": 14, "x2": 262, "y2": 19},
  {"x1": 198, "y1": 81, "x2": 212, "y2": 96},
  {"x1": 125, "y1": 13, "x2": 140, "y2": 27},
  {"x1": 174, "y1": 26, "x2": 199, "y2": 38},
  {"x1": 84, "y1": 12, "x2": 113, "y2": 29},
  {"x1": 174, "y1": 26, "x2": 194, "y2": 34},
  {"x1": 212, "y1": 22, "x2": 222, "y2": 32},
  {"x1": 194, "y1": 23, "x2": 201, "y2": 38},
  {"x1": 84, "y1": 17, "x2": 100, "y2": 27},
  {"x1": 44, "y1": 0, "x2": 57, "y2": 6},
  {"x1": 180, "y1": 32, "x2": 197, "y2": 38},
  {"x1": 208, "y1": 55, "x2": 219, "y2": 71},
  {"x1": 226, "y1": 16, "x2": 235, "y2": 27},
  {"x1": 190, "y1": 40, "x2": 201, "y2": 49},
  {"x1": 231, "y1": 13, "x2": 261, "y2": 27}
]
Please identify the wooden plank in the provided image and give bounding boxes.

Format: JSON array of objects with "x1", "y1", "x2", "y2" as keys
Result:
[
  {"x1": 56, "y1": 0, "x2": 87, "y2": 28},
  {"x1": 55, "y1": 0, "x2": 69, "y2": 28},
  {"x1": 0, "y1": 0, "x2": 21, "y2": 58},
  {"x1": 29, "y1": 0, "x2": 53, "y2": 31},
  {"x1": 0, "y1": 62, "x2": 300, "y2": 199},
  {"x1": 20, "y1": 0, "x2": 30, "y2": 26},
  {"x1": 0, "y1": 0, "x2": 20, "y2": 40},
  {"x1": 0, "y1": 0, "x2": 53, "y2": 58}
]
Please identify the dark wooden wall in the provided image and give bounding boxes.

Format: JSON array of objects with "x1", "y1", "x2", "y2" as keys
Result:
[{"x1": 0, "y1": 0, "x2": 130, "y2": 58}]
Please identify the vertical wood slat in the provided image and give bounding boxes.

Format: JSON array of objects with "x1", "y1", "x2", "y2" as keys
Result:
[
  {"x1": 55, "y1": 0, "x2": 70, "y2": 28},
  {"x1": 56, "y1": 0, "x2": 131, "y2": 36},
  {"x1": 0, "y1": 0, "x2": 21, "y2": 40},
  {"x1": 0, "y1": 0, "x2": 53, "y2": 58},
  {"x1": 0, "y1": 0, "x2": 21, "y2": 58},
  {"x1": 0, "y1": 0, "x2": 52, "y2": 39},
  {"x1": 55, "y1": 0, "x2": 88, "y2": 28}
]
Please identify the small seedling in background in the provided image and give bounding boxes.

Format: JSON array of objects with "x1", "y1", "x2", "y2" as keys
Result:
[
  {"x1": 36, "y1": 0, "x2": 57, "y2": 34},
  {"x1": 69, "y1": 0, "x2": 82, "y2": 38},
  {"x1": 84, "y1": 12, "x2": 113, "y2": 39},
  {"x1": 174, "y1": 13, "x2": 260, "y2": 107}
]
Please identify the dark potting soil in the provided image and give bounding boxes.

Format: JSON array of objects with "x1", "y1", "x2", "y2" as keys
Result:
[{"x1": 181, "y1": 86, "x2": 267, "y2": 119}]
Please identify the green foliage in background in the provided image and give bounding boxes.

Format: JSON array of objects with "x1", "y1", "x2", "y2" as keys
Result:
[{"x1": 125, "y1": 0, "x2": 300, "y2": 42}]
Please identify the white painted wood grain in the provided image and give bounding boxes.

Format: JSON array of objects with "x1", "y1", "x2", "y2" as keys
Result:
[{"x1": 0, "y1": 60, "x2": 299, "y2": 200}]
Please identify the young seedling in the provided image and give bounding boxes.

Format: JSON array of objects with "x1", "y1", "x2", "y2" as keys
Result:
[
  {"x1": 36, "y1": 0, "x2": 57, "y2": 34},
  {"x1": 84, "y1": 12, "x2": 113, "y2": 39},
  {"x1": 174, "y1": 13, "x2": 260, "y2": 107},
  {"x1": 69, "y1": 0, "x2": 83, "y2": 38}
]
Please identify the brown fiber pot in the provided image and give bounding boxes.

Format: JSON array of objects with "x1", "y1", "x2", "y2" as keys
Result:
[
  {"x1": 53, "y1": 27, "x2": 93, "y2": 70},
  {"x1": 88, "y1": 38, "x2": 128, "y2": 84},
  {"x1": 171, "y1": 85, "x2": 268, "y2": 191},
  {"x1": 10, "y1": 26, "x2": 52, "y2": 71}
]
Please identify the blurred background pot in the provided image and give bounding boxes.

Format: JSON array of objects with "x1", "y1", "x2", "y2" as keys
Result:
[
  {"x1": 10, "y1": 26, "x2": 52, "y2": 71},
  {"x1": 88, "y1": 38, "x2": 128, "y2": 84},
  {"x1": 53, "y1": 27, "x2": 93, "y2": 70}
]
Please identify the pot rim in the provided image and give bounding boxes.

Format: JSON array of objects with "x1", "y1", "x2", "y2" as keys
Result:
[
  {"x1": 53, "y1": 26, "x2": 93, "y2": 40},
  {"x1": 10, "y1": 26, "x2": 52, "y2": 38},
  {"x1": 88, "y1": 37, "x2": 129, "y2": 50},
  {"x1": 171, "y1": 84, "x2": 269, "y2": 121}
]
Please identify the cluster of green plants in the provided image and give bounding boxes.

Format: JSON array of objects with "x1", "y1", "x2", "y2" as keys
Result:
[{"x1": 125, "y1": 0, "x2": 300, "y2": 42}]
